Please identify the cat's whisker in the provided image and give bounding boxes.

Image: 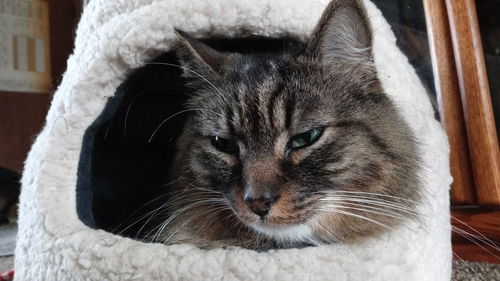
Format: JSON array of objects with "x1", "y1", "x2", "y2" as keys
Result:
[
  {"x1": 452, "y1": 225, "x2": 500, "y2": 251},
  {"x1": 321, "y1": 202, "x2": 415, "y2": 223},
  {"x1": 320, "y1": 196, "x2": 419, "y2": 215},
  {"x1": 122, "y1": 86, "x2": 185, "y2": 140},
  {"x1": 164, "y1": 185, "x2": 221, "y2": 195},
  {"x1": 146, "y1": 193, "x2": 223, "y2": 233},
  {"x1": 164, "y1": 187, "x2": 224, "y2": 200},
  {"x1": 320, "y1": 199, "x2": 500, "y2": 260},
  {"x1": 320, "y1": 194, "x2": 413, "y2": 208},
  {"x1": 159, "y1": 196, "x2": 215, "y2": 211},
  {"x1": 164, "y1": 184, "x2": 222, "y2": 194},
  {"x1": 160, "y1": 204, "x2": 230, "y2": 243},
  {"x1": 147, "y1": 108, "x2": 201, "y2": 142},
  {"x1": 454, "y1": 231, "x2": 500, "y2": 255},
  {"x1": 111, "y1": 180, "x2": 185, "y2": 235},
  {"x1": 117, "y1": 207, "x2": 166, "y2": 237},
  {"x1": 149, "y1": 195, "x2": 229, "y2": 240},
  {"x1": 310, "y1": 220, "x2": 336, "y2": 241},
  {"x1": 451, "y1": 216, "x2": 500, "y2": 251},
  {"x1": 318, "y1": 190, "x2": 420, "y2": 205},
  {"x1": 148, "y1": 213, "x2": 179, "y2": 242},
  {"x1": 318, "y1": 191, "x2": 419, "y2": 207},
  {"x1": 148, "y1": 203, "x2": 205, "y2": 242},
  {"x1": 452, "y1": 227, "x2": 500, "y2": 260},
  {"x1": 174, "y1": 180, "x2": 225, "y2": 195},
  {"x1": 113, "y1": 187, "x2": 187, "y2": 236},
  {"x1": 155, "y1": 180, "x2": 182, "y2": 188},
  {"x1": 320, "y1": 199, "x2": 426, "y2": 235},
  {"x1": 317, "y1": 207, "x2": 395, "y2": 231},
  {"x1": 117, "y1": 202, "x2": 171, "y2": 238},
  {"x1": 321, "y1": 207, "x2": 415, "y2": 232},
  {"x1": 111, "y1": 192, "x2": 175, "y2": 234},
  {"x1": 319, "y1": 195, "x2": 418, "y2": 213},
  {"x1": 253, "y1": 231, "x2": 264, "y2": 250},
  {"x1": 164, "y1": 198, "x2": 226, "y2": 213},
  {"x1": 187, "y1": 184, "x2": 224, "y2": 194},
  {"x1": 164, "y1": 189, "x2": 221, "y2": 201},
  {"x1": 135, "y1": 202, "x2": 172, "y2": 238}
]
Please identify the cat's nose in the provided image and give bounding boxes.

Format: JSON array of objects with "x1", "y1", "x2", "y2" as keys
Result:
[{"x1": 243, "y1": 193, "x2": 279, "y2": 218}]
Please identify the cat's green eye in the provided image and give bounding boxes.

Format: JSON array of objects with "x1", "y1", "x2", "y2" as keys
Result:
[
  {"x1": 211, "y1": 136, "x2": 239, "y2": 154},
  {"x1": 289, "y1": 128, "x2": 324, "y2": 150}
]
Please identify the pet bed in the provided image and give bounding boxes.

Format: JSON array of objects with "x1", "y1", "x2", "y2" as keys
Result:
[{"x1": 15, "y1": 0, "x2": 452, "y2": 280}]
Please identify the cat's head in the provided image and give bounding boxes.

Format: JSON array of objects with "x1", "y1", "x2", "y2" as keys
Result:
[{"x1": 173, "y1": 0, "x2": 420, "y2": 245}]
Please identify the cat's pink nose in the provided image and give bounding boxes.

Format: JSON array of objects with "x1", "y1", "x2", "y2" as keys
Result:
[{"x1": 243, "y1": 193, "x2": 279, "y2": 218}]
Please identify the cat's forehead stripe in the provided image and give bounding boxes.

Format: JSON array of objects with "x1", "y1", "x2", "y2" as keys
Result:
[
  {"x1": 230, "y1": 75, "x2": 293, "y2": 143},
  {"x1": 225, "y1": 101, "x2": 236, "y2": 136},
  {"x1": 266, "y1": 82, "x2": 283, "y2": 129},
  {"x1": 284, "y1": 91, "x2": 295, "y2": 129}
]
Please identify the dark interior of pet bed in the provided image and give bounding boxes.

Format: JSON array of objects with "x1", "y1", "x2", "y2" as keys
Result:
[{"x1": 75, "y1": 36, "x2": 304, "y2": 240}]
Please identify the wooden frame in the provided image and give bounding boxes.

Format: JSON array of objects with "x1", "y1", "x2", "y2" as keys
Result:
[
  {"x1": 446, "y1": 0, "x2": 500, "y2": 206},
  {"x1": 425, "y1": 0, "x2": 500, "y2": 206},
  {"x1": 423, "y1": 0, "x2": 476, "y2": 205},
  {"x1": 424, "y1": 0, "x2": 500, "y2": 264}
]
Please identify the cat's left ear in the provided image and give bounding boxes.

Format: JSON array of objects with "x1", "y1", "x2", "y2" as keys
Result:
[
  {"x1": 306, "y1": 0, "x2": 375, "y2": 79},
  {"x1": 174, "y1": 29, "x2": 228, "y2": 79}
]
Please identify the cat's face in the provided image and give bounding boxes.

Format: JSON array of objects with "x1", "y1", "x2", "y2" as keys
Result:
[{"x1": 173, "y1": 0, "x2": 420, "y2": 245}]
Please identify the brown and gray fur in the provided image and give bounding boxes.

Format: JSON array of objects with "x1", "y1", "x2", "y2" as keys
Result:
[{"x1": 155, "y1": 0, "x2": 421, "y2": 249}]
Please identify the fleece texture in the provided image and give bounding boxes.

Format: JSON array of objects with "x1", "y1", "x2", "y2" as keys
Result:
[{"x1": 15, "y1": 0, "x2": 453, "y2": 280}]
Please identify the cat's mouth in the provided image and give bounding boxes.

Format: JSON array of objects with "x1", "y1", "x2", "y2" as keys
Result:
[
  {"x1": 228, "y1": 191, "x2": 318, "y2": 242},
  {"x1": 249, "y1": 222, "x2": 314, "y2": 242}
]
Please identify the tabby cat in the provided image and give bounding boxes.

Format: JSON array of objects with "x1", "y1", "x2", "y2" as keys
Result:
[{"x1": 154, "y1": 0, "x2": 421, "y2": 249}]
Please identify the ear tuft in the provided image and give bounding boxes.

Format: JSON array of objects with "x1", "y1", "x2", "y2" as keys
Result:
[{"x1": 174, "y1": 28, "x2": 227, "y2": 78}]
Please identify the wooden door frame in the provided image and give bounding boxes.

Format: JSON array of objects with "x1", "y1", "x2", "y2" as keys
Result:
[{"x1": 424, "y1": 0, "x2": 500, "y2": 264}]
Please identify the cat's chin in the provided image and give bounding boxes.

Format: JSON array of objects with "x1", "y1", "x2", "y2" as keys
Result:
[{"x1": 248, "y1": 222, "x2": 316, "y2": 244}]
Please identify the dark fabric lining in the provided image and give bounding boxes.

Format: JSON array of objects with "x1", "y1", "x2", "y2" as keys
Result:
[{"x1": 75, "y1": 36, "x2": 303, "y2": 239}]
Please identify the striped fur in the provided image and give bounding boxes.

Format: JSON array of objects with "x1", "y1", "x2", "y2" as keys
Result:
[{"x1": 155, "y1": 0, "x2": 421, "y2": 249}]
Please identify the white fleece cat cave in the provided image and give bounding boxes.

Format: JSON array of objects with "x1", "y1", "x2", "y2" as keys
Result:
[{"x1": 15, "y1": 0, "x2": 453, "y2": 280}]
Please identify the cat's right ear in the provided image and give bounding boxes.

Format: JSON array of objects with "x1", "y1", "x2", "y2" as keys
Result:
[{"x1": 174, "y1": 29, "x2": 228, "y2": 79}]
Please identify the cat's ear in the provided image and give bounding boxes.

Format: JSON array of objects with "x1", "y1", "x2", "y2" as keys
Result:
[
  {"x1": 174, "y1": 29, "x2": 228, "y2": 78},
  {"x1": 306, "y1": 0, "x2": 375, "y2": 78}
]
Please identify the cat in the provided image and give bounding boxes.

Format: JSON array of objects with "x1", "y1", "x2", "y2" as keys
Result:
[{"x1": 153, "y1": 0, "x2": 421, "y2": 250}]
